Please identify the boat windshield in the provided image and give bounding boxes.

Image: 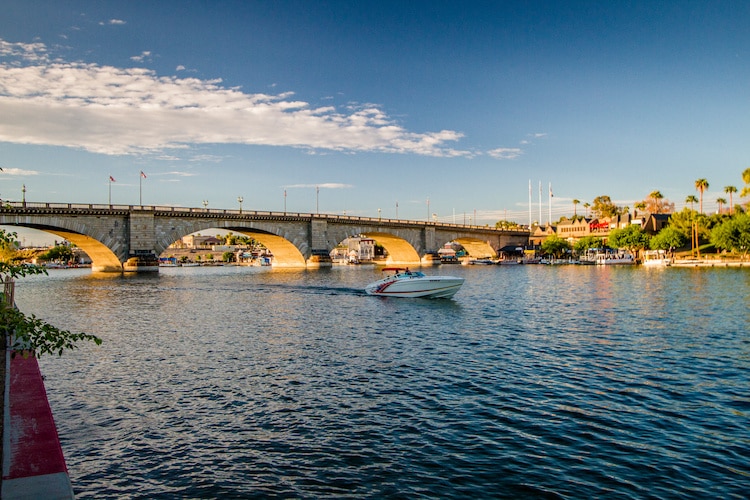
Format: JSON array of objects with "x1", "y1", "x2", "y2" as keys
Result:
[{"x1": 400, "y1": 270, "x2": 425, "y2": 277}]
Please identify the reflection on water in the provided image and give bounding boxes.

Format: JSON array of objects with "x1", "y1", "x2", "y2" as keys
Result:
[{"x1": 13, "y1": 265, "x2": 750, "y2": 499}]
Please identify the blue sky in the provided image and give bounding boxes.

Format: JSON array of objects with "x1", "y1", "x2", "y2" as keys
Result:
[{"x1": 1, "y1": 1, "x2": 749, "y2": 245}]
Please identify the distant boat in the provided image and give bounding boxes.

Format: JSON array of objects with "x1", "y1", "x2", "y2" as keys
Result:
[
  {"x1": 594, "y1": 250, "x2": 634, "y2": 265},
  {"x1": 365, "y1": 268, "x2": 464, "y2": 299},
  {"x1": 468, "y1": 258, "x2": 495, "y2": 265},
  {"x1": 642, "y1": 250, "x2": 671, "y2": 267}
]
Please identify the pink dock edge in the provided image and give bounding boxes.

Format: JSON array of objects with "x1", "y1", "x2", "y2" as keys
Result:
[{"x1": 2, "y1": 350, "x2": 75, "y2": 499}]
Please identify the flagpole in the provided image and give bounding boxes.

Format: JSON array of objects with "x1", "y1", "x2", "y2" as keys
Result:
[
  {"x1": 528, "y1": 179, "x2": 532, "y2": 227},
  {"x1": 109, "y1": 176, "x2": 112, "y2": 206},
  {"x1": 139, "y1": 173, "x2": 142, "y2": 206},
  {"x1": 548, "y1": 182, "x2": 552, "y2": 225},
  {"x1": 538, "y1": 181, "x2": 542, "y2": 226}
]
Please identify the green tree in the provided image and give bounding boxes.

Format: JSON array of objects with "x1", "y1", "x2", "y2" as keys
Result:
[
  {"x1": 0, "y1": 229, "x2": 101, "y2": 357},
  {"x1": 695, "y1": 178, "x2": 709, "y2": 214},
  {"x1": 650, "y1": 226, "x2": 688, "y2": 252},
  {"x1": 38, "y1": 244, "x2": 74, "y2": 263},
  {"x1": 669, "y1": 208, "x2": 703, "y2": 237},
  {"x1": 572, "y1": 199, "x2": 580, "y2": 217},
  {"x1": 573, "y1": 235, "x2": 604, "y2": 255},
  {"x1": 540, "y1": 235, "x2": 571, "y2": 258},
  {"x1": 583, "y1": 202, "x2": 591, "y2": 217},
  {"x1": 709, "y1": 213, "x2": 750, "y2": 258},
  {"x1": 591, "y1": 195, "x2": 619, "y2": 218},
  {"x1": 495, "y1": 220, "x2": 520, "y2": 230},
  {"x1": 222, "y1": 251, "x2": 235, "y2": 262},
  {"x1": 607, "y1": 224, "x2": 651, "y2": 256}
]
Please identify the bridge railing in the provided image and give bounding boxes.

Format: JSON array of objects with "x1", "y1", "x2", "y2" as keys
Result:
[{"x1": 0, "y1": 201, "x2": 529, "y2": 233}]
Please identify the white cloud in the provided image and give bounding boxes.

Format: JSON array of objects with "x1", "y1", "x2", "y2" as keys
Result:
[
  {"x1": 0, "y1": 167, "x2": 39, "y2": 175},
  {"x1": 487, "y1": 147, "x2": 523, "y2": 160},
  {"x1": 130, "y1": 51, "x2": 152, "y2": 63},
  {"x1": 0, "y1": 40, "x2": 48, "y2": 63},
  {"x1": 101, "y1": 19, "x2": 126, "y2": 26},
  {"x1": 0, "y1": 39, "x2": 470, "y2": 159}
]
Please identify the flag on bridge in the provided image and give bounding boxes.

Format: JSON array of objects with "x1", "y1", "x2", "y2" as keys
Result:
[
  {"x1": 109, "y1": 175, "x2": 116, "y2": 182},
  {"x1": 140, "y1": 171, "x2": 147, "y2": 178}
]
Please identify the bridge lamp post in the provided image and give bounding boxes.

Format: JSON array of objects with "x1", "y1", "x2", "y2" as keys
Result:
[
  {"x1": 426, "y1": 197, "x2": 430, "y2": 221},
  {"x1": 237, "y1": 196, "x2": 243, "y2": 214},
  {"x1": 378, "y1": 208, "x2": 381, "y2": 221},
  {"x1": 202, "y1": 200, "x2": 208, "y2": 211},
  {"x1": 316, "y1": 186, "x2": 319, "y2": 214},
  {"x1": 22, "y1": 184, "x2": 26, "y2": 207}
]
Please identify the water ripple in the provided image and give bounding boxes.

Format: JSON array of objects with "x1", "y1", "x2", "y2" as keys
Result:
[{"x1": 13, "y1": 265, "x2": 750, "y2": 498}]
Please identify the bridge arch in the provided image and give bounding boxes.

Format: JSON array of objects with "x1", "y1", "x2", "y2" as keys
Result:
[
  {"x1": 359, "y1": 231, "x2": 421, "y2": 265},
  {"x1": 0, "y1": 219, "x2": 127, "y2": 272},
  {"x1": 451, "y1": 237, "x2": 497, "y2": 259},
  {"x1": 154, "y1": 220, "x2": 309, "y2": 268}
]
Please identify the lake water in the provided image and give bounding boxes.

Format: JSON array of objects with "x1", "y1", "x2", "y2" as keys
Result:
[{"x1": 14, "y1": 264, "x2": 750, "y2": 499}]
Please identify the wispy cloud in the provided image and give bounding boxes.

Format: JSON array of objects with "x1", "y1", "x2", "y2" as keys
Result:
[
  {"x1": 130, "y1": 51, "x2": 152, "y2": 63},
  {"x1": 0, "y1": 167, "x2": 39, "y2": 175},
  {"x1": 520, "y1": 132, "x2": 548, "y2": 145},
  {"x1": 0, "y1": 39, "x2": 470, "y2": 159},
  {"x1": 487, "y1": 147, "x2": 523, "y2": 160},
  {"x1": 100, "y1": 19, "x2": 126, "y2": 26},
  {"x1": 284, "y1": 183, "x2": 353, "y2": 189}
]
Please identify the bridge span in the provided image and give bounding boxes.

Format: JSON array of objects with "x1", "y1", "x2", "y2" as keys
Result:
[{"x1": 0, "y1": 202, "x2": 529, "y2": 272}]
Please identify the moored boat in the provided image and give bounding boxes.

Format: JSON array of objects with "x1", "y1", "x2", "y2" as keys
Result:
[
  {"x1": 642, "y1": 249, "x2": 671, "y2": 267},
  {"x1": 365, "y1": 268, "x2": 464, "y2": 299},
  {"x1": 595, "y1": 251, "x2": 634, "y2": 265}
]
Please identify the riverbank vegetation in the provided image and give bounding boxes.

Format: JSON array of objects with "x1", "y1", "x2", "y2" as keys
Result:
[
  {"x1": 0, "y1": 229, "x2": 101, "y2": 357},
  {"x1": 537, "y1": 169, "x2": 750, "y2": 260}
]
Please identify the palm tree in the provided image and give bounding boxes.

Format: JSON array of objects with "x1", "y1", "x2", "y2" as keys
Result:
[
  {"x1": 685, "y1": 195, "x2": 698, "y2": 211},
  {"x1": 572, "y1": 199, "x2": 580, "y2": 218},
  {"x1": 695, "y1": 178, "x2": 709, "y2": 214},
  {"x1": 648, "y1": 190, "x2": 664, "y2": 213},
  {"x1": 742, "y1": 168, "x2": 750, "y2": 198},
  {"x1": 716, "y1": 197, "x2": 727, "y2": 214},
  {"x1": 634, "y1": 202, "x2": 646, "y2": 217},
  {"x1": 724, "y1": 186, "x2": 737, "y2": 214}
]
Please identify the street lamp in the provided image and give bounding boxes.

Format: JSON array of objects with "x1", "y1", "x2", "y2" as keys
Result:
[
  {"x1": 427, "y1": 197, "x2": 430, "y2": 221},
  {"x1": 202, "y1": 200, "x2": 208, "y2": 211},
  {"x1": 316, "y1": 185, "x2": 319, "y2": 214},
  {"x1": 237, "y1": 196, "x2": 243, "y2": 214},
  {"x1": 22, "y1": 184, "x2": 26, "y2": 207},
  {"x1": 378, "y1": 208, "x2": 381, "y2": 221}
]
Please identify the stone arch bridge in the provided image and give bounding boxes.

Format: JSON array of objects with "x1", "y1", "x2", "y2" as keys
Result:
[{"x1": 0, "y1": 203, "x2": 529, "y2": 272}]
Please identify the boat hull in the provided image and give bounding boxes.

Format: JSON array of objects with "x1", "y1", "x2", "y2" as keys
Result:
[{"x1": 365, "y1": 275, "x2": 465, "y2": 299}]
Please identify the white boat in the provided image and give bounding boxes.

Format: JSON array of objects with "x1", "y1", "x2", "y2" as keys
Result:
[
  {"x1": 594, "y1": 251, "x2": 635, "y2": 265},
  {"x1": 642, "y1": 249, "x2": 671, "y2": 267},
  {"x1": 365, "y1": 268, "x2": 464, "y2": 299},
  {"x1": 468, "y1": 258, "x2": 496, "y2": 265}
]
